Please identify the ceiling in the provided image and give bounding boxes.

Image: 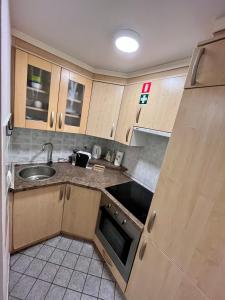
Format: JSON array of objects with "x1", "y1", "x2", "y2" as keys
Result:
[{"x1": 10, "y1": 0, "x2": 225, "y2": 74}]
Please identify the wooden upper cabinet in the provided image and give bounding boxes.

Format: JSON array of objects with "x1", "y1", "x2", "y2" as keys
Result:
[
  {"x1": 137, "y1": 76, "x2": 186, "y2": 132},
  {"x1": 86, "y1": 82, "x2": 124, "y2": 140},
  {"x1": 115, "y1": 83, "x2": 142, "y2": 145},
  {"x1": 185, "y1": 38, "x2": 225, "y2": 88},
  {"x1": 57, "y1": 69, "x2": 93, "y2": 134},
  {"x1": 14, "y1": 49, "x2": 61, "y2": 131},
  {"x1": 13, "y1": 185, "x2": 65, "y2": 250},
  {"x1": 62, "y1": 185, "x2": 101, "y2": 239}
]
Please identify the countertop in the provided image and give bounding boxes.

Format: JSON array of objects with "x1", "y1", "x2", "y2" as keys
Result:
[{"x1": 12, "y1": 163, "x2": 144, "y2": 230}]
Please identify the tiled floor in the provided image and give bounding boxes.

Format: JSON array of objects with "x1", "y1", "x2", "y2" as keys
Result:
[{"x1": 9, "y1": 235, "x2": 126, "y2": 300}]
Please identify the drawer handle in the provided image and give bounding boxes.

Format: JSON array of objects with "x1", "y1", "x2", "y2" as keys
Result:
[
  {"x1": 66, "y1": 186, "x2": 71, "y2": 200},
  {"x1": 59, "y1": 113, "x2": 63, "y2": 129},
  {"x1": 50, "y1": 112, "x2": 54, "y2": 128},
  {"x1": 136, "y1": 107, "x2": 141, "y2": 123},
  {"x1": 147, "y1": 210, "x2": 156, "y2": 233},
  {"x1": 110, "y1": 123, "x2": 115, "y2": 138},
  {"x1": 102, "y1": 249, "x2": 112, "y2": 267},
  {"x1": 126, "y1": 127, "x2": 131, "y2": 142},
  {"x1": 139, "y1": 242, "x2": 147, "y2": 260},
  {"x1": 191, "y1": 47, "x2": 205, "y2": 86},
  {"x1": 59, "y1": 186, "x2": 64, "y2": 201}
]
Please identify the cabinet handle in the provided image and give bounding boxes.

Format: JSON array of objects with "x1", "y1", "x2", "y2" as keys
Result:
[
  {"x1": 59, "y1": 113, "x2": 63, "y2": 129},
  {"x1": 66, "y1": 186, "x2": 71, "y2": 200},
  {"x1": 136, "y1": 107, "x2": 142, "y2": 123},
  {"x1": 139, "y1": 242, "x2": 147, "y2": 260},
  {"x1": 59, "y1": 186, "x2": 64, "y2": 201},
  {"x1": 102, "y1": 249, "x2": 113, "y2": 267},
  {"x1": 191, "y1": 47, "x2": 205, "y2": 86},
  {"x1": 110, "y1": 123, "x2": 115, "y2": 138},
  {"x1": 50, "y1": 112, "x2": 54, "y2": 128},
  {"x1": 147, "y1": 210, "x2": 156, "y2": 233},
  {"x1": 126, "y1": 127, "x2": 131, "y2": 142}
]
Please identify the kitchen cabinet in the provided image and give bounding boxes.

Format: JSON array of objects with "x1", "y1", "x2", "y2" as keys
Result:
[
  {"x1": 115, "y1": 83, "x2": 142, "y2": 145},
  {"x1": 57, "y1": 69, "x2": 92, "y2": 134},
  {"x1": 86, "y1": 81, "x2": 124, "y2": 139},
  {"x1": 185, "y1": 38, "x2": 225, "y2": 88},
  {"x1": 13, "y1": 185, "x2": 65, "y2": 250},
  {"x1": 62, "y1": 185, "x2": 101, "y2": 239},
  {"x1": 14, "y1": 49, "x2": 61, "y2": 131},
  {"x1": 137, "y1": 75, "x2": 186, "y2": 132}
]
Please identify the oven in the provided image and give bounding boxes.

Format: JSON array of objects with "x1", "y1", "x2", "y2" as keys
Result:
[{"x1": 95, "y1": 194, "x2": 141, "y2": 282}]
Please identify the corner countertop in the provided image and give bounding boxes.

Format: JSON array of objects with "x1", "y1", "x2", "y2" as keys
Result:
[{"x1": 12, "y1": 163, "x2": 144, "y2": 230}]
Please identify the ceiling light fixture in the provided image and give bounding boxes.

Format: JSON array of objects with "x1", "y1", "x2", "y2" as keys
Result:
[{"x1": 114, "y1": 29, "x2": 140, "y2": 53}]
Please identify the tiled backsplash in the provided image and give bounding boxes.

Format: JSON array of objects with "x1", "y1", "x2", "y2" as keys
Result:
[{"x1": 11, "y1": 128, "x2": 168, "y2": 192}]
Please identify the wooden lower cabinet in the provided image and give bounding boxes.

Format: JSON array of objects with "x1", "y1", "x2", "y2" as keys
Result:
[
  {"x1": 13, "y1": 185, "x2": 65, "y2": 250},
  {"x1": 62, "y1": 185, "x2": 101, "y2": 239}
]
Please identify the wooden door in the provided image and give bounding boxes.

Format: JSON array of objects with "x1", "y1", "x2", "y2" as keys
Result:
[
  {"x1": 14, "y1": 49, "x2": 61, "y2": 130},
  {"x1": 62, "y1": 185, "x2": 101, "y2": 239},
  {"x1": 86, "y1": 82, "x2": 124, "y2": 139},
  {"x1": 145, "y1": 86, "x2": 225, "y2": 277},
  {"x1": 13, "y1": 185, "x2": 65, "y2": 250},
  {"x1": 138, "y1": 76, "x2": 185, "y2": 132},
  {"x1": 126, "y1": 235, "x2": 184, "y2": 300},
  {"x1": 57, "y1": 69, "x2": 93, "y2": 134},
  {"x1": 115, "y1": 83, "x2": 142, "y2": 145},
  {"x1": 185, "y1": 38, "x2": 225, "y2": 88}
]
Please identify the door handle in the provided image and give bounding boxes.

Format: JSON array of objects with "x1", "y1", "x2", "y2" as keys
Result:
[
  {"x1": 50, "y1": 112, "x2": 54, "y2": 128},
  {"x1": 59, "y1": 113, "x2": 63, "y2": 129},
  {"x1": 110, "y1": 123, "x2": 115, "y2": 138},
  {"x1": 147, "y1": 210, "x2": 156, "y2": 233},
  {"x1": 136, "y1": 107, "x2": 142, "y2": 123},
  {"x1": 66, "y1": 186, "x2": 71, "y2": 200},
  {"x1": 126, "y1": 127, "x2": 131, "y2": 143},
  {"x1": 191, "y1": 47, "x2": 205, "y2": 86},
  {"x1": 139, "y1": 242, "x2": 147, "y2": 260},
  {"x1": 59, "y1": 186, "x2": 64, "y2": 201}
]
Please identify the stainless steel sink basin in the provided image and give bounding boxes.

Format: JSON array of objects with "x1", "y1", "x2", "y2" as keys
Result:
[{"x1": 17, "y1": 165, "x2": 56, "y2": 181}]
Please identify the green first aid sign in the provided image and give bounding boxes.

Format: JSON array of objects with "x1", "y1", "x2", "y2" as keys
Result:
[{"x1": 139, "y1": 94, "x2": 149, "y2": 104}]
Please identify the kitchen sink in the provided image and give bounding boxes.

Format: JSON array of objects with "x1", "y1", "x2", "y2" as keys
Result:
[{"x1": 17, "y1": 165, "x2": 56, "y2": 181}]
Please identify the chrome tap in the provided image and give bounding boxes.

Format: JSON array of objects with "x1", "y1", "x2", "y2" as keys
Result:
[{"x1": 41, "y1": 142, "x2": 53, "y2": 166}]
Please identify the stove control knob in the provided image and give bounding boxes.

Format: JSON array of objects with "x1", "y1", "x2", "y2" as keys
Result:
[
  {"x1": 122, "y1": 219, "x2": 127, "y2": 225},
  {"x1": 114, "y1": 211, "x2": 119, "y2": 216},
  {"x1": 106, "y1": 204, "x2": 112, "y2": 209}
]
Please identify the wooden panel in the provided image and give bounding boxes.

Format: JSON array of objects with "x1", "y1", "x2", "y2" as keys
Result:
[
  {"x1": 145, "y1": 87, "x2": 225, "y2": 274},
  {"x1": 86, "y1": 82, "x2": 124, "y2": 139},
  {"x1": 94, "y1": 235, "x2": 127, "y2": 292},
  {"x1": 115, "y1": 83, "x2": 142, "y2": 145},
  {"x1": 13, "y1": 185, "x2": 65, "y2": 250},
  {"x1": 185, "y1": 38, "x2": 225, "y2": 88},
  {"x1": 138, "y1": 76, "x2": 185, "y2": 132},
  {"x1": 126, "y1": 237, "x2": 183, "y2": 300},
  {"x1": 62, "y1": 185, "x2": 101, "y2": 239},
  {"x1": 28, "y1": 54, "x2": 52, "y2": 72},
  {"x1": 14, "y1": 49, "x2": 27, "y2": 127},
  {"x1": 173, "y1": 277, "x2": 209, "y2": 300}
]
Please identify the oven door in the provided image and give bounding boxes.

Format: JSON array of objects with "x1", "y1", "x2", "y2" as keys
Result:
[{"x1": 95, "y1": 205, "x2": 141, "y2": 282}]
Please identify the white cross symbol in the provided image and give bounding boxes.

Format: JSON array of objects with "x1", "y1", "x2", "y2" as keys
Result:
[{"x1": 141, "y1": 94, "x2": 148, "y2": 102}]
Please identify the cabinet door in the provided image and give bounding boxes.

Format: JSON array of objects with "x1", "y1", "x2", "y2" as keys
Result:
[
  {"x1": 138, "y1": 76, "x2": 185, "y2": 132},
  {"x1": 115, "y1": 83, "x2": 142, "y2": 145},
  {"x1": 145, "y1": 87, "x2": 225, "y2": 273},
  {"x1": 13, "y1": 185, "x2": 65, "y2": 250},
  {"x1": 14, "y1": 49, "x2": 61, "y2": 131},
  {"x1": 57, "y1": 69, "x2": 92, "y2": 134},
  {"x1": 86, "y1": 82, "x2": 124, "y2": 139},
  {"x1": 62, "y1": 185, "x2": 101, "y2": 239},
  {"x1": 126, "y1": 236, "x2": 183, "y2": 300},
  {"x1": 185, "y1": 38, "x2": 225, "y2": 88}
]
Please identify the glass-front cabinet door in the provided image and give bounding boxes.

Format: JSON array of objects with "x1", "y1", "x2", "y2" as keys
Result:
[
  {"x1": 57, "y1": 69, "x2": 92, "y2": 133},
  {"x1": 14, "y1": 49, "x2": 61, "y2": 130}
]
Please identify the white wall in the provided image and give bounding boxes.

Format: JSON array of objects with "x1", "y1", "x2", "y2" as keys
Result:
[{"x1": 0, "y1": 0, "x2": 11, "y2": 299}]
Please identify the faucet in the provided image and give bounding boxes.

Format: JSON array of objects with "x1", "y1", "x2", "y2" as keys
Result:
[{"x1": 41, "y1": 142, "x2": 53, "y2": 166}]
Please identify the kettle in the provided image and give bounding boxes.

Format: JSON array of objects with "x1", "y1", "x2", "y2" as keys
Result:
[{"x1": 92, "y1": 145, "x2": 102, "y2": 159}]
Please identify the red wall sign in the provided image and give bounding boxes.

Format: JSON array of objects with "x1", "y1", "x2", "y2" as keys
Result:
[{"x1": 142, "y1": 82, "x2": 152, "y2": 93}]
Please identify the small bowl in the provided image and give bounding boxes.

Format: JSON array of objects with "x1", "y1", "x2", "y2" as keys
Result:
[
  {"x1": 34, "y1": 100, "x2": 43, "y2": 108},
  {"x1": 31, "y1": 82, "x2": 42, "y2": 90}
]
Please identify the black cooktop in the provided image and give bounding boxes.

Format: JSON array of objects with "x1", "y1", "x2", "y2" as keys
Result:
[{"x1": 106, "y1": 181, "x2": 154, "y2": 224}]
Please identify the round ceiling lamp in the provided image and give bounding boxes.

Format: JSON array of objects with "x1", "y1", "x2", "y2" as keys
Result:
[{"x1": 114, "y1": 29, "x2": 140, "y2": 53}]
